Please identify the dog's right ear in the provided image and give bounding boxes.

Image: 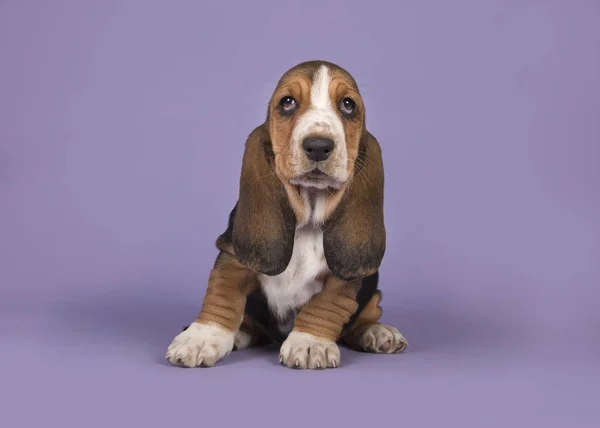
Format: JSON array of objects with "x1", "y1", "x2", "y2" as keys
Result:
[{"x1": 229, "y1": 124, "x2": 296, "y2": 276}]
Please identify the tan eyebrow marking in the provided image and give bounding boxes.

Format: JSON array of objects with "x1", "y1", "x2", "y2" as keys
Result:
[{"x1": 333, "y1": 80, "x2": 345, "y2": 97}]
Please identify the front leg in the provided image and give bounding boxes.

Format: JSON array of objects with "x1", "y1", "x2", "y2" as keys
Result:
[
  {"x1": 166, "y1": 252, "x2": 258, "y2": 367},
  {"x1": 279, "y1": 276, "x2": 361, "y2": 370}
]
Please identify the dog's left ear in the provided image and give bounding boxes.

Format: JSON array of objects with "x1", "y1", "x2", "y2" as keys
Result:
[{"x1": 323, "y1": 131, "x2": 386, "y2": 281}]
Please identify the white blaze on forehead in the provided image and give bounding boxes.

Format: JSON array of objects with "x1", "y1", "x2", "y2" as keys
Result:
[
  {"x1": 310, "y1": 65, "x2": 334, "y2": 111},
  {"x1": 289, "y1": 64, "x2": 349, "y2": 185}
]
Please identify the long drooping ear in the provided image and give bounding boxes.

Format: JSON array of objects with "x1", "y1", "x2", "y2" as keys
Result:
[
  {"x1": 230, "y1": 124, "x2": 296, "y2": 276},
  {"x1": 323, "y1": 131, "x2": 386, "y2": 281}
]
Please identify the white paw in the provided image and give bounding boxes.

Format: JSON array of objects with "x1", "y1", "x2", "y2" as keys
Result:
[
  {"x1": 233, "y1": 329, "x2": 253, "y2": 350},
  {"x1": 359, "y1": 323, "x2": 408, "y2": 353},
  {"x1": 165, "y1": 322, "x2": 234, "y2": 367},
  {"x1": 279, "y1": 331, "x2": 340, "y2": 370}
]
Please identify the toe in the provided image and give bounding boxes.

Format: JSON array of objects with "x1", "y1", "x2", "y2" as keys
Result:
[
  {"x1": 378, "y1": 339, "x2": 392, "y2": 353},
  {"x1": 325, "y1": 346, "x2": 340, "y2": 368},
  {"x1": 308, "y1": 344, "x2": 326, "y2": 369},
  {"x1": 279, "y1": 331, "x2": 340, "y2": 370},
  {"x1": 288, "y1": 347, "x2": 308, "y2": 369},
  {"x1": 362, "y1": 331, "x2": 376, "y2": 351}
]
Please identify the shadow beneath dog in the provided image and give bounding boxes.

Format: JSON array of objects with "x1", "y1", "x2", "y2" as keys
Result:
[
  {"x1": 339, "y1": 293, "x2": 520, "y2": 366},
  {"x1": 50, "y1": 286, "x2": 517, "y2": 368},
  {"x1": 381, "y1": 296, "x2": 518, "y2": 354},
  {"x1": 49, "y1": 287, "x2": 277, "y2": 367}
]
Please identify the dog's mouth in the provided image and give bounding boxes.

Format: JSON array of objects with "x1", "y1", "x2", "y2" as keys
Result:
[
  {"x1": 305, "y1": 169, "x2": 327, "y2": 180},
  {"x1": 290, "y1": 168, "x2": 342, "y2": 190}
]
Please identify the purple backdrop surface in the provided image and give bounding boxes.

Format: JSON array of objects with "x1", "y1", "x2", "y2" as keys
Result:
[{"x1": 1, "y1": 1, "x2": 599, "y2": 427}]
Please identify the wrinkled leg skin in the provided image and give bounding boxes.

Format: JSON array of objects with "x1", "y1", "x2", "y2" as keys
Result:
[
  {"x1": 278, "y1": 277, "x2": 408, "y2": 370},
  {"x1": 166, "y1": 259, "x2": 407, "y2": 369},
  {"x1": 165, "y1": 252, "x2": 262, "y2": 368}
]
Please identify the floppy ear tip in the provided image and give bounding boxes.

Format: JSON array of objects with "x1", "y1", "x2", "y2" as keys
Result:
[
  {"x1": 330, "y1": 265, "x2": 381, "y2": 282},
  {"x1": 255, "y1": 264, "x2": 288, "y2": 277},
  {"x1": 326, "y1": 251, "x2": 385, "y2": 282},
  {"x1": 231, "y1": 236, "x2": 294, "y2": 277}
]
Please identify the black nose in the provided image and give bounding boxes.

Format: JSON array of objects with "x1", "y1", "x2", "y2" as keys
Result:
[{"x1": 302, "y1": 137, "x2": 334, "y2": 162}]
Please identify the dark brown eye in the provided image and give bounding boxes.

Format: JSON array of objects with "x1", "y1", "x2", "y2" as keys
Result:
[
  {"x1": 340, "y1": 98, "x2": 356, "y2": 116},
  {"x1": 279, "y1": 96, "x2": 297, "y2": 113}
]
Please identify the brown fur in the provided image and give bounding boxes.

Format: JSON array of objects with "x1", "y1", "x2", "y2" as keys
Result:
[
  {"x1": 204, "y1": 60, "x2": 386, "y2": 327},
  {"x1": 268, "y1": 73, "x2": 312, "y2": 183},
  {"x1": 236, "y1": 60, "x2": 387, "y2": 280},
  {"x1": 184, "y1": 60, "x2": 401, "y2": 365},
  {"x1": 230, "y1": 125, "x2": 297, "y2": 276},
  {"x1": 293, "y1": 275, "x2": 363, "y2": 342},
  {"x1": 323, "y1": 130, "x2": 386, "y2": 280},
  {"x1": 343, "y1": 290, "x2": 383, "y2": 346},
  {"x1": 266, "y1": 61, "x2": 366, "y2": 225},
  {"x1": 329, "y1": 71, "x2": 364, "y2": 176},
  {"x1": 195, "y1": 251, "x2": 259, "y2": 332}
]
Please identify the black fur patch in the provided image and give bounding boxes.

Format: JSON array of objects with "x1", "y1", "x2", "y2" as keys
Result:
[
  {"x1": 220, "y1": 204, "x2": 237, "y2": 244},
  {"x1": 343, "y1": 271, "x2": 379, "y2": 331},
  {"x1": 244, "y1": 289, "x2": 288, "y2": 343}
]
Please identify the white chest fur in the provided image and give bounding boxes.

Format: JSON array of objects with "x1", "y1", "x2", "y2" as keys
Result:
[{"x1": 258, "y1": 224, "x2": 328, "y2": 323}]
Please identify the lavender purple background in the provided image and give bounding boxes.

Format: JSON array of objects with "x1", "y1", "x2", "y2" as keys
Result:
[{"x1": 1, "y1": 0, "x2": 599, "y2": 426}]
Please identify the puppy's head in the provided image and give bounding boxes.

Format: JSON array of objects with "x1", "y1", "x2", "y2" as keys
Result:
[
  {"x1": 267, "y1": 61, "x2": 364, "y2": 190},
  {"x1": 229, "y1": 60, "x2": 385, "y2": 280}
]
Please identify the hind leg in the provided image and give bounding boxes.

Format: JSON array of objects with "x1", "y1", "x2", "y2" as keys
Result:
[
  {"x1": 342, "y1": 291, "x2": 408, "y2": 354},
  {"x1": 233, "y1": 314, "x2": 271, "y2": 350}
]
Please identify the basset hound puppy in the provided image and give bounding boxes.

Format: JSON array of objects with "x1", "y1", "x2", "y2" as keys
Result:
[{"x1": 166, "y1": 60, "x2": 408, "y2": 370}]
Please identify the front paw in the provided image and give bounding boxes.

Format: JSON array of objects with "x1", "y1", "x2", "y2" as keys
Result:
[
  {"x1": 279, "y1": 331, "x2": 340, "y2": 370},
  {"x1": 165, "y1": 322, "x2": 234, "y2": 367}
]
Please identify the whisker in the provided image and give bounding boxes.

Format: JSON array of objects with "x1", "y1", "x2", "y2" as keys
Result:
[
  {"x1": 351, "y1": 160, "x2": 370, "y2": 190},
  {"x1": 256, "y1": 170, "x2": 277, "y2": 180},
  {"x1": 354, "y1": 158, "x2": 374, "y2": 188},
  {"x1": 358, "y1": 168, "x2": 373, "y2": 188},
  {"x1": 357, "y1": 154, "x2": 384, "y2": 174}
]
